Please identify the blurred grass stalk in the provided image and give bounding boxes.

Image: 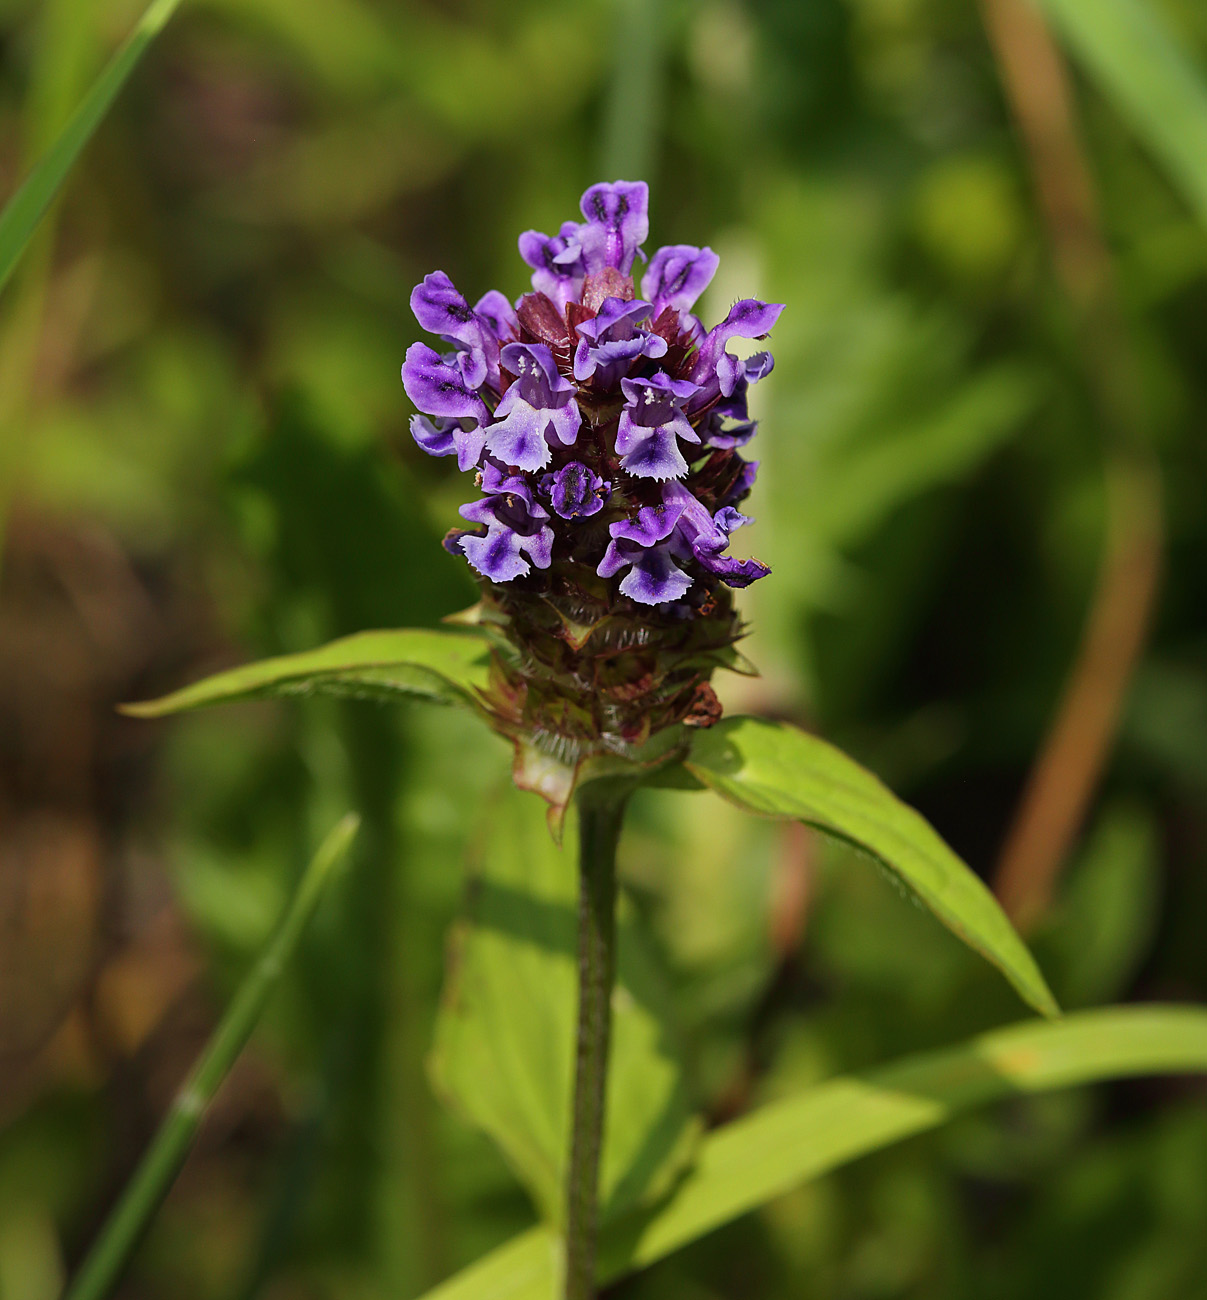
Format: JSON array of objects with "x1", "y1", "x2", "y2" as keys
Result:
[
  {"x1": 599, "y1": 0, "x2": 667, "y2": 181},
  {"x1": 978, "y1": 0, "x2": 1163, "y2": 932},
  {"x1": 63, "y1": 814, "x2": 360, "y2": 1300},
  {"x1": 0, "y1": 0, "x2": 184, "y2": 573}
]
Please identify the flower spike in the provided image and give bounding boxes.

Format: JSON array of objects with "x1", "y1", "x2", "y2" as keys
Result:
[{"x1": 402, "y1": 181, "x2": 780, "y2": 757}]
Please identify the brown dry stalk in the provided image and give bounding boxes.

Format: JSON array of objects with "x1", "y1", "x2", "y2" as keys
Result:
[
  {"x1": 978, "y1": 0, "x2": 1163, "y2": 930},
  {"x1": 993, "y1": 458, "x2": 1161, "y2": 930}
]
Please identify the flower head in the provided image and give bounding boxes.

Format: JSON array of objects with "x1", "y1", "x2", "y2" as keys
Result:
[{"x1": 403, "y1": 181, "x2": 782, "y2": 767}]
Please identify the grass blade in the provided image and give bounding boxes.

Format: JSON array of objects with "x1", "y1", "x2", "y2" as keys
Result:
[
  {"x1": 419, "y1": 1005, "x2": 1207, "y2": 1299},
  {"x1": 1037, "y1": 0, "x2": 1207, "y2": 228},
  {"x1": 63, "y1": 814, "x2": 360, "y2": 1300},
  {"x1": 0, "y1": 0, "x2": 184, "y2": 296}
]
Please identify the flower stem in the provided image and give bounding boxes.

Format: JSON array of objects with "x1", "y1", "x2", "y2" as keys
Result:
[{"x1": 563, "y1": 782, "x2": 629, "y2": 1300}]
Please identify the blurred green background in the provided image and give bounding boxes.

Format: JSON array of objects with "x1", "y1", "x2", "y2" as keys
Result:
[{"x1": 1, "y1": 0, "x2": 1206, "y2": 1296}]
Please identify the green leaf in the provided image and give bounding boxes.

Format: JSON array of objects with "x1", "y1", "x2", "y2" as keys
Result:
[
  {"x1": 0, "y1": 0, "x2": 185, "y2": 297},
  {"x1": 684, "y1": 717, "x2": 1059, "y2": 1019},
  {"x1": 1035, "y1": 0, "x2": 1207, "y2": 229},
  {"x1": 419, "y1": 1005, "x2": 1207, "y2": 1300},
  {"x1": 120, "y1": 627, "x2": 492, "y2": 716},
  {"x1": 429, "y1": 784, "x2": 700, "y2": 1226}
]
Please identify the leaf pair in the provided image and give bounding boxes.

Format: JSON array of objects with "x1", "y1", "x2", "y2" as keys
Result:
[{"x1": 126, "y1": 626, "x2": 1059, "y2": 1020}]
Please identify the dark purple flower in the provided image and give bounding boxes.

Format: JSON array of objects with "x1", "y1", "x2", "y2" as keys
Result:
[
  {"x1": 542, "y1": 462, "x2": 610, "y2": 519},
  {"x1": 410, "y1": 414, "x2": 487, "y2": 472},
  {"x1": 456, "y1": 463, "x2": 555, "y2": 582},
  {"x1": 402, "y1": 342, "x2": 491, "y2": 422},
  {"x1": 573, "y1": 298, "x2": 667, "y2": 389},
  {"x1": 702, "y1": 378, "x2": 759, "y2": 449},
  {"x1": 720, "y1": 456, "x2": 760, "y2": 507},
  {"x1": 486, "y1": 343, "x2": 582, "y2": 471},
  {"x1": 518, "y1": 222, "x2": 586, "y2": 310},
  {"x1": 641, "y1": 245, "x2": 720, "y2": 316},
  {"x1": 577, "y1": 181, "x2": 649, "y2": 275},
  {"x1": 615, "y1": 372, "x2": 700, "y2": 480}
]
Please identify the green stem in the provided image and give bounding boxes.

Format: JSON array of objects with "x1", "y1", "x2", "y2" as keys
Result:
[
  {"x1": 63, "y1": 814, "x2": 359, "y2": 1300},
  {"x1": 563, "y1": 783, "x2": 629, "y2": 1300}
]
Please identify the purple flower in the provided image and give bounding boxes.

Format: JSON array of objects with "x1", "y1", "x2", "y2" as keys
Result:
[
  {"x1": 542, "y1": 462, "x2": 610, "y2": 519},
  {"x1": 410, "y1": 414, "x2": 487, "y2": 472},
  {"x1": 596, "y1": 483, "x2": 769, "y2": 605},
  {"x1": 577, "y1": 181, "x2": 649, "y2": 275},
  {"x1": 702, "y1": 378, "x2": 760, "y2": 449},
  {"x1": 410, "y1": 272, "x2": 515, "y2": 391},
  {"x1": 615, "y1": 372, "x2": 700, "y2": 480},
  {"x1": 688, "y1": 299, "x2": 784, "y2": 410},
  {"x1": 456, "y1": 463, "x2": 555, "y2": 582},
  {"x1": 486, "y1": 343, "x2": 582, "y2": 471},
  {"x1": 402, "y1": 179, "x2": 781, "y2": 618},
  {"x1": 473, "y1": 290, "x2": 518, "y2": 346},
  {"x1": 662, "y1": 482, "x2": 769, "y2": 587},
  {"x1": 722, "y1": 456, "x2": 760, "y2": 506},
  {"x1": 518, "y1": 222, "x2": 586, "y2": 310},
  {"x1": 402, "y1": 342, "x2": 490, "y2": 422},
  {"x1": 597, "y1": 498, "x2": 693, "y2": 605},
  {"x1": 641, "y1": 245, "x2": 720, "y2": 316},
  {"x1": 573, "y1": 298, "x2": 667, "y2": 389}
]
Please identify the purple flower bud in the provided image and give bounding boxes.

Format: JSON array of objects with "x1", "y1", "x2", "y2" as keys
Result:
[
  {"x1": 572, "y1": 297, "x2": 667, "y2": 389},
  {"x1": 542, "y1": 462, "x2": 610, "y2": 519},
  {"x1": 402, "y1": 342, "x2": 490, "y2": 422},
  {"x1": 721, "y1": 457, "x2": 760, "y2": 507},
  {"x1": 616, "y1": 372, "x2": 700, "y2": 480},
  {"x1": 641, "y1": 245, "x2": 720, "y2": 316},
  {"x1": 518, "y1": 222, "x2": 586, "y2": 309},
  {"x1": 577, "y1": 181, "x2": 649, "y2": 275},
  {"x1": 486, "y1": 343, "x2": 582, "y2": 471}
]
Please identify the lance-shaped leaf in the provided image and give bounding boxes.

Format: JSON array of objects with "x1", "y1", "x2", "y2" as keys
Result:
[
  {"x1": 430, "y1": 784, "x2": 700, "y2": 1226},
  {"x1": 122, "y1": 628, "x2": 492, "y2": 716},
  {"x1": 684, "y1": 717, "x2": 1059, "y2": 1019},
  {"x1": 0, "y1": 0, "x2": 184, "y2": 296},
  {"x1": 419, "y1": 1005, "x2": 1207, "y2": 1300}
]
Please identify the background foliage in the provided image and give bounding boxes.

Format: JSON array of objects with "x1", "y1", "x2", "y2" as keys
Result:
[{"x1": 1, "y1": 0, "x2": 1205, "y2": 1297}]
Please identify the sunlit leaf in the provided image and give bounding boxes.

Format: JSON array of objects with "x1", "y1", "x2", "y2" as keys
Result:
[
  {"x1": 121, "y1": 628, "x2": 492, "y2": 716},
  {"x1": 419, "y1": 1005, "x2": 1207, "y2": 1299},
  {"x1": 1037, "y1": 0, "x2": 1207, "y2": 228},
  {"x1": 429, "y1": 784, "x2": 700, "y2": 1226},
  {"x1": 0, "y1": 0, "x2": 184, "y2": 297},
  {"x1": 685, "y1": 717, "x2": 1059, "y2": 1019}
]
